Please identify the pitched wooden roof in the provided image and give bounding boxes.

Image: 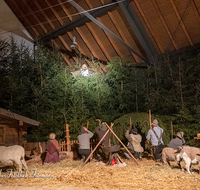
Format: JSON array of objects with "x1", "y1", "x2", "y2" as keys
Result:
[
  {"x1": 0, "y1": 108, "x2": 40, "y2": 126},
  {"x1": 4, "y1": 0, "x2": 200, "y2": 70}
]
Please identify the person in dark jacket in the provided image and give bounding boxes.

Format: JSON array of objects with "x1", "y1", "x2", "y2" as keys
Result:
[
  {"x1": 44, "y1": 133, "x2": 59, "y2": 164},
  {"x1": 167, "y1": 132, "x2": 186, "y2": 150},
  {"x1": 77, "y1": 127, "x2": 93, "y2": 163},
  {"x1": 95, "y1": 122, "x2": 112, "y2": 162},
  {"x1": 124, "y1": 127, "x2": 143, "y2": 160}
]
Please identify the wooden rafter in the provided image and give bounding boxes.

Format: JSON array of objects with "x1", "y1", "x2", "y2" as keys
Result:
[
  {"x1": 34, "y1": 0, "x2": 77, "y2": 68},
  {"x1": 53, "y1": 39, "x2": 75, "y2": 70},
  {"x1": 152, "y1": 0, "x2": 178, "y2": 50},
  {"x1": 133, "y1": 0, "x2": 163, "y2": 53},
  {"x1": 191, "y1": 0, "x2": 200, "y2": 26},
  {"x1": 34, "y1": 1, "x2": 55, "y2": 30},
  {"x1": 86, "y1": 0, "x2": 127, "y2": 60},
  {"x1": 9, "y1": 0, "x2": 40, "y2": 38},
  {"x1": 69, "y1": 0, "x2": 150, "y2": 64},
  {"x1": 0, "y1": 108, "x2": 39, "y2": 126},
  {"x1": 56, "y1": 0, "x2": 108, "y2": 71},
  {"x1": 21, "y1": 0, "x2": 47, "y2": 34},
  {"x1": 39, "y1": 0, "x2": 118, "y2": 43},
  {"x1": 44, "y1": 0, "x2": 64, "y2": 26},
  {"x1": 85, "y1": 23, "x2": 113, "y2": 61},
  {"x1": 170, "y1": 0, "x2": 193, "y2": 46},
  {"x1": 118, "y1": 0, "x2": 157, "y2": 62},
  {"x1": 107, "y1": 10, "x2": 137, "y2": 62},
  {"x1": 49, "y1": 2, "x2": 95, "y2": 68}
]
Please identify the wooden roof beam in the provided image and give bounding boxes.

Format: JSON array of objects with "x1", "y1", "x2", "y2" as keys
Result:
[
  {"x1": 39, "y1": 1, "x2": 118, "y2": 43},
  {"x1": 170, "y1": 0, "x2": 193, "y2": 46},
  {"x1": 69, "y1": 0, "x2": 150, "y2": 65},
  {"x1": 56, "y1": 0, "x2": 109, "y2": 71},
  {"x1": 34, "y1": 1, "x2": 55, "y2": 30},
  {"x1": 51, "y1": 0, "x2": 100, "y2": 69},
  {"x1": 0, "y1": 108, "x2": 39, "y2": 126},
  {"x1": 34, "y1": 1, "x2": 77, "y2": 67},
  {"x1": 45, "y1": 0, "x2": 64, "y2": 26},
  {"x1": 8, "y1": 0, "x2": 40, "y2": 38},
  {"x1": 152, "y1": 0, "x2": 178, "y2": 50},
  {"x1": 133, "y1": 0, "x2": 163, "y2": 53},
  {"x1": 52, "y1": 39, "x2": 75, "y2": 70},
  {"x1": 21, "y1": 0, "x2": 47, "y2": 35},
  {"x1": 118, "y1": 0, "x2": 157, "y2": 63}
]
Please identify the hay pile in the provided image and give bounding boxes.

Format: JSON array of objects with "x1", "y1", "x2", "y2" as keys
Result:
[{"x1": 0, "y1": 158, "x2": 200, "y2": 189}]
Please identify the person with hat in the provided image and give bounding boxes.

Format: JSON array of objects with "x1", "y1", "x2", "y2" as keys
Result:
[
  {"x1": 146, "y1": 119, "x2": 164, "y2": 162},
  {"x1": 95, "y1": 122, "x2": 111, "y2": 162},
  {"x1": 124, "y1": 127, "x2": 144, "y2": 160},
  {"x1": 44, "y1": 133, "x2": 60, "y2": 164},
  {"x1": 167, "y1": 132, "x2": 186, "y2": 150},
  {"x1": 77, "y1": 127, "x2": 94, "y2": 163}
]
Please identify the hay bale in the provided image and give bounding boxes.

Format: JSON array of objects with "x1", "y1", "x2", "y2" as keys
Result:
[{"x1": 60, "y1": 151, "x2": 73, "y2": 160}]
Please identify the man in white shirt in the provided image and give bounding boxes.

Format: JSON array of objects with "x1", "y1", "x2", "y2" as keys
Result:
[{"x1": 146, "y1": 119, "x2": 164, "y2": 162}]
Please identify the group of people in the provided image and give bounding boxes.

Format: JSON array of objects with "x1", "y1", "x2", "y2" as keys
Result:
[
  {"x1": 146, "y1": 119, "x2": 185, "y2": 162},
  {"x1": 44, "y1": 119, "x2": 186, "y2": 164}
]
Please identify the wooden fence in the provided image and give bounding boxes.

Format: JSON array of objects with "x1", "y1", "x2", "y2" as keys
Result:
[{"x1": 23, "y1": 139, "x2": 98, "y2": 155}]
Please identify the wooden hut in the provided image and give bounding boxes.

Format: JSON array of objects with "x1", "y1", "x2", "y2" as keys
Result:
[{"x1": 0, "y1": 108, "x2": 39, "y2": 146}]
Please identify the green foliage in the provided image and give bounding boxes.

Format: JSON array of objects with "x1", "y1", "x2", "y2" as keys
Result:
[
  {"x1": 112, "y1": 112, "x2": 170, "y2": 146},
  {"x1": 1, "y1": 38, "x2": 200, "y2": 147}
]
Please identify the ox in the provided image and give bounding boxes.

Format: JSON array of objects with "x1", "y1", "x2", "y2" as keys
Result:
[
  {"x1": 0, "y1": 145, "x2": 28, "y2": 172},
  {"x1": 176, "y1": 146, "x2": 200, "y2": 174},
  {"x1": 162, "y1": 147, "x2": 182, "y2": 168}
]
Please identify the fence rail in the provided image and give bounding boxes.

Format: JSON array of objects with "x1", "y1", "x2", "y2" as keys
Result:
[{"x1": 23, "y1": 139, "x2": 98, "y2": 155}]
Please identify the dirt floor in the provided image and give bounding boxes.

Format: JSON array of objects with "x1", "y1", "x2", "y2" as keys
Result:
[{"x1": 0, "y1": 157, "x2": 200, "y2": 190}]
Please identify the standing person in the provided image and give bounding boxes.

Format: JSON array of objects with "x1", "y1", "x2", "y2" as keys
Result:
[
  {"x1": 146, "y1": 119, "x2": 164, "y2": 162},
  {"x1": 167, "y1": 132, "x2": 186, "y2": 150},
  {"x1": 124, "y1": 127, "x2": 144, "y2": 160},
  {"x1": 44, "y1": 133, "x2": 60, "y2": 164},
  {"x1": 77, "y1": 127, "x2": 93, "y2": 163},
  {"x1": 95, "y1": 122, "x2": 112, "y2": 162}
]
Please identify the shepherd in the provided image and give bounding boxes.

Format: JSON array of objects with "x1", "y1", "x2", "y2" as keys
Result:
[
  {"x1": 124, "y1": 126, "x2": 143, "y2": 160},
  {"x1": 44, "y1": 133, "x2": 60, "y2": 164},
  {"x1": 167, "y1": 132, "x2": 186, "y2": 149},
  {"x1": 146, "y1": 119, "x2": 164, "y2": 162},
  {"x1": 95, "y1": 122, "x2": 111, "y2": 162},
  {"x1": 77, "y1": 127, "x2": 94, "y2": 164}
]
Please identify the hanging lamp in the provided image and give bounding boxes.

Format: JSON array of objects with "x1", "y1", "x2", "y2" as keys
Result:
[{"x1": 71, "y1": 29, "x2": 78, "y2": 50}]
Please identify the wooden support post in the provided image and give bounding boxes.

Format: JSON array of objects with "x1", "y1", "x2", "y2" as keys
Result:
[
  {"x1": 83, "y1": 129, "x2": 110, "y2": 166},
  {"x1": 149, "y1": 110, "x2": 154, "y2": 159},
  {"x1": 66, "y1": 124, "x2": 71, "y2": 151},
  {"x1": 64, "y1": 140, "x2": 66, "y2": 151},
  {"x1": 109, "y1": 122, "x2": 113, "y2": 147},
  {"x1": 171, "y1": 122, "x2": 173, "y2": 140},
  {"x1": 105, "y1": 122, "x2": 139, "y2": 165},
  {"x1": 149, "y1": 110, "x2": 151, "y2": 128},
  {"x1": 18, "y1": 120, "x2": 23, "y2": 145}
]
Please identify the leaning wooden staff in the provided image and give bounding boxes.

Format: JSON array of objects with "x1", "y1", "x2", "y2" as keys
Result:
[{"x1": 83, "y1": 122, "x2": 139, "y2": 166}]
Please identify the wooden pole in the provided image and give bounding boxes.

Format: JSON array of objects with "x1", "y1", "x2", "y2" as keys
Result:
[
  {"x1": 96, "y1": 119, "x2": 101, "y2": 125},
  {"x1": 83, "y1": 129, "x2": 110, "y2": 166},
  {"x1": 171, "y1": 122, "x2": 173, "y2": 140},
  {"x1": 149, "y1": 110, "x2": 151, "y2": 128},
  {"x1": 87, "y1": 121, "x2": 89, "y2": 129},
  {"x1": 104, "y1": 123, "x2": 139, "y2": 165},
  {"x1": 66, "y1": 124, "x2": 71, "y2": 151},
  {"x1": 109, "y1": 122, "x2": 114, "y2": 147},
  {"x1": 130, "y1": 117, "x2": 132, "y2": 128},
  {"x1": 149, "y1": 110, "x2": 153, "y2": 159}
]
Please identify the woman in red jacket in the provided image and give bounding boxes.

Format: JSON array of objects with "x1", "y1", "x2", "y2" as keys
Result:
[{"x1": 44, "y1": 133, "x2": 59, "y2": 163}]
